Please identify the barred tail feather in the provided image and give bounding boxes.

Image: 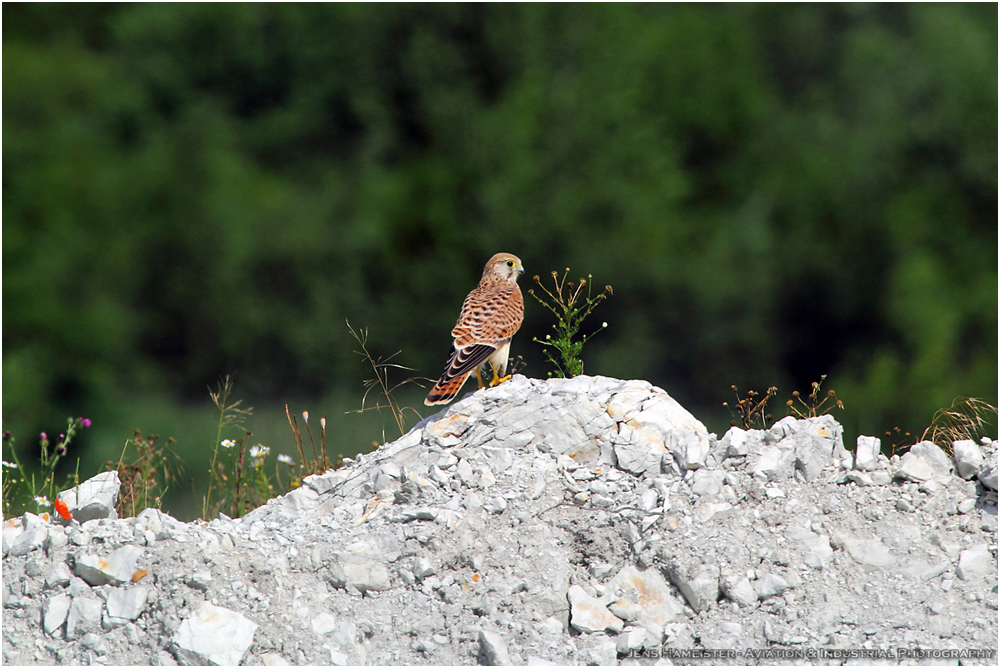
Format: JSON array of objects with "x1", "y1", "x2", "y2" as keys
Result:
[
  {"x1": 424, "y1": 343, "x2": 496, "y2": 406},
  {"x1": 424, "y1": 369, "x2": 476, "y2": 406}
]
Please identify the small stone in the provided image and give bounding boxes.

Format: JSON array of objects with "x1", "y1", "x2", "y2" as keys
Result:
[
  {"x1": 664, "y1": 560, "x2": 720, "y2": 613},
  {"x1": 871, "y1": 470, "x2": 892, "y2": 485},
  {"x1": 9, "y1": 527, "x2": 47, "y2": 557},
  {"x1": 43, "y1": 593, "x2": 72, "y2": 635},
  {"x1": 188, "y1": 570, "x2": 213, "y2": 591},
  {"x1": 638, "y1": 487, "x2": 659, "y2": 510},
  {"x1": 723, "y1": 577, "x2": 758, "y2": 607},
  {"x1": 66, "y1": 597, "x2": 103, "y2": 639},
  {"x1": 896, "y1": 453, "x2": 934, "y2": 482},
  {"x1": 478, "y1": 629, "x2": 512, "y2": 666},
  {"x1": 607, "y1": 565, "x2": 685, "y2": 630},
  {"x1": 690, "y1": 470, "x2": 724, "y2": 497},
  {"x1": 956, "y1": 544, "x2": 994, "y2": 582},
  {"x1": 854, "y1": 435, "x2": 880, "y2": 471},
  {"x1": 978, "y1": 464, "x2": 998, "y2": 491},
  {"x1": 261, "y1": 653, "x2": 291, "y2": 666},
  {"x1": 754, "y1": 573, "x2": 788, "y2": 600},
  {"x1": 413, "y1": 557, "x2": 436, "y2": 580},
  {"x1": 45, "y1": 562, "x2": 73, "y2": 589},
  {"x1": 897, "y1": 442, "x2": 954, "y2": 482},
  {"x1": 569, "y1": 585, "x2": 624, "y2": 633},
  {"x1": 455, "y1": 459, "x2": 474, "y2": 485},
  {"x1": 311, "y1": 612, "x2": 337, "y2": 635},
  {"x1": 722, "y1": 427, "x2": 750, "y2": 458},
  {"x1": 957, "y1": 498, "x2": 976, "y2": 514},
  {"x1": 172, "y1": 602, "x2": 258, "y2": 666},
  {"x1": 106, "y1": 587, "x2": 148, "y2": 621},
  {"x1": 74, "y1": 545, "x2": 144, "y2": 586},
  {"x1": 952, "y1": 440, "x2": 984, "y2": 479},
  {"x1": 484, "y1": 496, "x2": 507, "y2": 514}
]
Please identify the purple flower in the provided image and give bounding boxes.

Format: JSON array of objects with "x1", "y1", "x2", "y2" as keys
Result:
[
  {"x1": 40, "y1": 432, "x2": 47, "y2": 442},
  {"x1": 81, "y1": 418, "x2": 92, "y2": 427},
  {"x1": 59, "y1": 434, "x2": 65, "y2": 440}
]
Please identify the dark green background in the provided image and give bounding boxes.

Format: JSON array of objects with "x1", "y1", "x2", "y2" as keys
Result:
[{"x1": 4, "y1": 4, "x2": 997, "y2": 516}]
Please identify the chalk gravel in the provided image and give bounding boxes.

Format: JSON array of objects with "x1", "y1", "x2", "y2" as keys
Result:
[{"x1": 2, "y1": 375, "x2": 997, "y2": 665}]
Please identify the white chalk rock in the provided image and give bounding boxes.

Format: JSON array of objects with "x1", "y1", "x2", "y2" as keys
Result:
[
  {"x1": 106, "y1": 586, "x2": 148, "y2": 621},
  {"x1": 723, "y1": 577, "x2": 759, "y2": 607},
  {"x1": 607, "y1": 565, "x2": 685, "y2": 632},
  {"x1": 66, "y1": 597, "x2": 103, "y2": 639},
  {"x1": 754, "y1": 573, "x2": 789, "y2": 600},
  {"x1": 478, "y1": 629, "x2": 513, "y2": 666},
  {"x1": 172, "y1": 602, "x2": 258, "y2": 666},
  {"x1": 43, "y1": 592, "x2": 72, "y2": 635},
  {"x1": 897, "y1": 442, "x2": 953, "y2": 482},
  {"x1": 57, "y1": 471, "x2": 120, "y2": 522},
  {"x1": 569, "y1": 585, "x2": 624, "y2": 633},
  {"x1": 956, "y1": 544, "x2": 995, "y2": 582},
  {"x1": 854, "y1": 435, "x2": 881, "y2": 471},
  {"x1": 74, "y1": 545, "x2": 144, "y2": 586},
  {"x1": 664, "y1": 560, "x2": 720, "y2": 613},
  {"x1": 952, "y1": 440, "x2": 984, "y2": 480}
]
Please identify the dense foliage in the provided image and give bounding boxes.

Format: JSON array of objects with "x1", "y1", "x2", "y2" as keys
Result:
[{"x1": 4, "y1": 4, "x2": 997, "y2": 469}]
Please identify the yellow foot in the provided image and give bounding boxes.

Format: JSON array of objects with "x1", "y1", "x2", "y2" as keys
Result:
[{"x1": 489, "y1": 374, "x2": 512, "y2": 387}]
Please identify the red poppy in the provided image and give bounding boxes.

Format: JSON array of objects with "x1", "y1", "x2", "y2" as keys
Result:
[{"x1": 54, "y1": 498, "x2": 73, "y2": 520}]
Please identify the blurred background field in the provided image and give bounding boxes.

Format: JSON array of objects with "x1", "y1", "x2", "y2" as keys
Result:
[{"x1": 3, "y1": 4, "x2": 996, "y2": 520}]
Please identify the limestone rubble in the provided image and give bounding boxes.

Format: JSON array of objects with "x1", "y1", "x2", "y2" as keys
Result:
[{"x1": 2, "y1": 375, "x2": 997, "y2": 665}]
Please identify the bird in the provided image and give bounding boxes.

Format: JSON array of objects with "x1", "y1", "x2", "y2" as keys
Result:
[{"x1": 424, "y1": 252, "x2": 525, "y2": 406}]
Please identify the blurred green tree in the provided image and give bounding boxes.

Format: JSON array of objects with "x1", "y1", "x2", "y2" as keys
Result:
[{"x1": 3, "y1": 3, "x2": 996, "y2": 474}]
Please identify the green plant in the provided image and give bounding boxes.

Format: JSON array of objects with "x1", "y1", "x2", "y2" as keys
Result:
[
  {"x1": 202, "y1": 375, "x2": 254, "y2": 519},
  {"x1": 214, "y1": 434, "x2": 280, "y2": 518},
  {"x1": 919, "y1": 397, "x2": 997, "y2": 456},
  {"x1": 529, "y1": 269, "x2": 613, "y2": 378},
  {"x1": 346, "y1": 320, "x2": 424, "y2": 441},
  {"x1": 2, "y1": 417, "x2": 90, "y2": 518},
  {"x1": 108, "y1": 430, "x2": 182, "y2": 518},
  {"x1": 723, "y1": 385, "x2": 777, "y2": 430},
  {"x1": 785, "y1": 375, "x2": 844, "y2": 419}
]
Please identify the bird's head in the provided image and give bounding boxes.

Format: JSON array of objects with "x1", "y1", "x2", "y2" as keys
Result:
[{"x1": 483, "y1": 252, "x2": 524, "y2": 283}]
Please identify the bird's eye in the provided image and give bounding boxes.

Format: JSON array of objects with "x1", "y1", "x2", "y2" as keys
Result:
[{"x1": 506, "y1": 260, "x2": 514, "y2": 267}]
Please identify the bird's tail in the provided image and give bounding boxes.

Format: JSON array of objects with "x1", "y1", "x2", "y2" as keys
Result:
[
  {"x1": 424, "y1": 343, "x2": 497, "y2": 406},
  {"x1": 424, "y1": 370, "x2": 475, "y2": 406}
]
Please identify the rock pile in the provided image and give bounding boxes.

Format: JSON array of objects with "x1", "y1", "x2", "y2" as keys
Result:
[{"x1": 3, "y1": 375, "x2": 997, "y2": 665}]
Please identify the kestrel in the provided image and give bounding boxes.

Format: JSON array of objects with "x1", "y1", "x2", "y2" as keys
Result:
[{"x1": 424, "y1": 252, "x2": 525, "y2": 406}]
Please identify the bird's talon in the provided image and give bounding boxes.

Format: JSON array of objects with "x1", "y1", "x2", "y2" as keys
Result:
[{"x1": 490, "y1": 374, "x2": 512, "y2": 387}]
